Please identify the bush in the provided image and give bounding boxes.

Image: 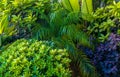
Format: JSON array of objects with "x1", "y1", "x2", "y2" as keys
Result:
[
  {"x1": 83, "y1": 33, "x2": 120, "y2": 77},
  {"x1": 0, "y1": 39, "x2": 71, "y2": 77},
  {"x1": 87, "y1": 2, "x2": 120, "y2": 42},
  {"x1": 0, "y1": 0, "x2": 51, "y2": 40}
]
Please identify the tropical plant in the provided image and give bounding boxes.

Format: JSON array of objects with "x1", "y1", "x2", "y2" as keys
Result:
[
  {"x1": 84, "y1": 33, "x2": 120, "y2": 77},
  {"x1": 106, "y1": 1, "x2": 120, "y2": 18},
  {"x1": 0, "y1": 0, "x2": 98, "y2": 76},
  {"x1": 88, "y1": 19, "x2": 115, "y2": 42},
  {"x1": 0, "y1": 13, "x2": 15, "y2": 47},
  {"x1": 81, "y1": 0, "x2": 93, "y2": 21},
  {"x1": 60, "y1": 0, "x2": 93, "y2": 21},
  {"x1": 87, "y1": 1, "x2": 120, "y2": 42},
  {"x1": 0, "y1": 0, "x2": 51, "y2": 41},
  {"x1": 0, "y1": 39, "x2": 71, "y2": 77},
  {"x1": 60, "y1": 0, "x2": 80, "y2": 12},
  {"x1": 32, "y1": 1, "x2": 98, "y2": 77}
]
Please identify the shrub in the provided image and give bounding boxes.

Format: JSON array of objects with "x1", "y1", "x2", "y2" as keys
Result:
[
  {"x1": 87, "y1": 2, "x2": 120, "y2": 42},
  {"x1": 0, "y1": 0, "x2": 51, "y2": 40},
  {"x1": 83, "y1": 33, "x2": 120, "y2": 77},
  {"x1": 0, "y1": 39, "x2": 71, "y2": 77}
]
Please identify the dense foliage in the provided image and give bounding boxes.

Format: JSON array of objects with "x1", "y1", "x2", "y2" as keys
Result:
[
  {"x1": 0, "y1": 0, "x2": 98, "y2": 77},
  {"x1": 0, "y1": 0, "x2": 51, "y2": 46},
  {"x1": 88, "y1": 1, "x2": 120, "y2": 42},
  {"x1": 85, "y1": 1, "x2": 120, "y2": 77},
  {"x1": 0, "y1": 39, "x2": 71, "y2": 77},
  {"x1": 83, "y1": 33, "x2": 120, "y2": 77},
  {"x1": 0, "y1": 0, "x2": 120, "y2": 77}
]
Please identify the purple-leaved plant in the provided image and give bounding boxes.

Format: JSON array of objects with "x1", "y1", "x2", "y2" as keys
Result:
[{"x1": 82, "y1": 33, "x2": 120, "y2": 77}]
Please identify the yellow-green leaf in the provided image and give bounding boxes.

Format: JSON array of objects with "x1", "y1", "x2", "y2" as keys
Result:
[{"x1": 69, "y1": 0, "x2": 80, "y2": 12}]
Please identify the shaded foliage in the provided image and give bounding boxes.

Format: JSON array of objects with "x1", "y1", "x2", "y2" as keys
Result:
[{"x1": 83, "y1": 33, "x2": 120, "y2": 77}]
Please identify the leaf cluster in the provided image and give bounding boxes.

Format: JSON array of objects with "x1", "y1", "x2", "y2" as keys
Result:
[
  {"x1": 0, "y1": 39, "x2": 71, "y2": 77},
  {"x1": 87, "y1": 1, "x2": 120, "y2": 42}
]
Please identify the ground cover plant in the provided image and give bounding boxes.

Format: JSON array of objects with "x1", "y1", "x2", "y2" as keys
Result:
[{"x1": 0, "y1": 0, "x2": 120, "y2": 77}]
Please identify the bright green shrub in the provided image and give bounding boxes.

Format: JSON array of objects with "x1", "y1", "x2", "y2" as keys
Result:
[
  {"x1": 87, "y1": 1, "x2": 120, "y2": 42},
  {"x1": 0, "y1": 39, "x2": 71, "y2": 77},
  {"x1": 0, "y1": 0, "x2": 51, "y2": 41},
  {"x1": 88, "y1": 18, "x2": 115, "y2": 42}
]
